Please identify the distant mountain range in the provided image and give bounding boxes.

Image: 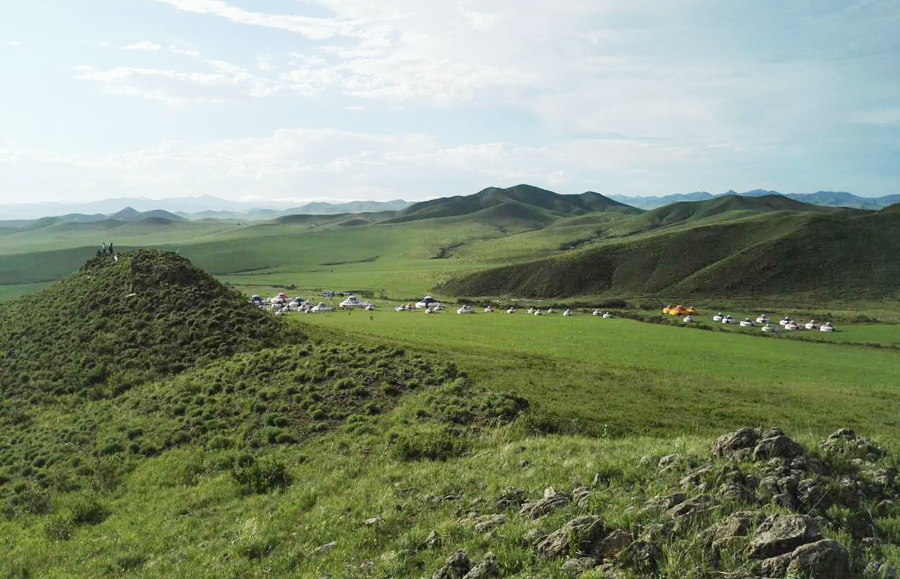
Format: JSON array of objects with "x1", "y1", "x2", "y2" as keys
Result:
[
  {"x1": 0, "y1": 199, "x2": 412, "y2": 227},
  {"x1": 2, "y1": 187, "x2": 896, "y2": 226},
  {"x1": 0, "y1": 196, "x2": 412, "y2": 221},
  {"x1": 610, "y1": 190, "x2": 900, "y2": 210}
]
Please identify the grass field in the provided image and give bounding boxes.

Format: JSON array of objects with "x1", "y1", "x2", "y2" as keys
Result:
[
  {"x1": 2, "y1": 248, "x2": 899, "y2": 579},
  {"x1": 292, "y1": 310, "x2": 900, "y2": 439}
]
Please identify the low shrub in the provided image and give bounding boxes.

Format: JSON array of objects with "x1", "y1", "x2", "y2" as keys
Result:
[
  {"x1": 231, "y1": 458, "x2": 292, "y2": 494},
  {"x1": 390, "y1": 425, "x2": 469, "y2": 461}
]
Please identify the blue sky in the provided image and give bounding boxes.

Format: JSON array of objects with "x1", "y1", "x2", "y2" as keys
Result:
[{"x1": 1, "y1": 0, "x2": 898, "y2": 205}]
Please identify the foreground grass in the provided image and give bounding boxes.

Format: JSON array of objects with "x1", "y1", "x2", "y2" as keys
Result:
[{"x1": 4, "y1": 418, "x2": 897, "y2": 579}]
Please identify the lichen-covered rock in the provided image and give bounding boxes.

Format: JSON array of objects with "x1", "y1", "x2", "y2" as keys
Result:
[
  {"x1": 746, "y1": 514, "x2": 821, "y2": 559},
  {"x1": 752, "y1": 433, "x2": 804, "y2": 461},
  {"x1": 819, "y1": 428, "x2": 887, "y2": 462},
  {"x1": 472, "y1": 514, "x2": 506, "y2": 533},
  {"x1": 616, "y1": 540, "x2": 662, "y2": 573},
  {"x1": 645, "y1": 492, "x2": 686, "y2": 511},
  {"x1": 865, "y1": 560, "x2": 900, "y2": 579},
  {"x1": 703, "y1": 510, "x2": 765, "y2": 554},
  {"x1": 666, "y1": 494, "x2": 712, "y2": 519},
  {"x1": 432, "y1": 550, "x2": 471, "y2": 579},
  {"x1": 537, "y1": 516, "x2": 608, "y2": 559},
  {"x1": 785, "y1": 539, "x2": 849, "y2": 578},
  {"x1": 462, "y1": 552, "x2": 500, "y2": 579},
  {"x1": 519, "y1": 491, "x2": 571, "y2": 519},
  {"x1": 712, "y1": 428, "x2": 762, "y2": 460},
  {"x1": 572, "y1": 486, "x2": 592, "y2": 508},
  {"x1": 496, "y1": 486, "x2": 527, "y2": 511}
]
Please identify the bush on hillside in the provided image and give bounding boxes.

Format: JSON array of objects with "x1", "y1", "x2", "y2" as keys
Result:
[{"x1": 231, "y1": 458, "x2": 292, "y2": 494}]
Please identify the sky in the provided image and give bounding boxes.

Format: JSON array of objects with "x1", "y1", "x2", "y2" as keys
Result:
[{"x1": 0, "y1": 0, "x2": 898, "y2": 206}]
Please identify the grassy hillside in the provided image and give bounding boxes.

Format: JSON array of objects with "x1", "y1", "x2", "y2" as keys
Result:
[
  {"x1": 383, "y1": 184, "x2": 640, "y2": 225},
  {"x1": 1, "y1": 253, "x2": 899, "y2": 578},
  {"x1": 2, "y1": 187, "x2": 898, "y2": 309},
  {"x1": 442, "y1": 209, "x2": 900, "y2": 300}
]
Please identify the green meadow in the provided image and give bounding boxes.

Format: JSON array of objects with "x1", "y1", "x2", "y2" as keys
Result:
[
  {"x1": 295, "y1": 309, "x2": 900, "y2": 438},
  {"x1": 2, "y1": 188, "x2": 900, "y2": 578}
]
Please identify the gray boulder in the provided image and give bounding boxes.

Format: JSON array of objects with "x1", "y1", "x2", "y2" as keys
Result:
[
  {"x1": 537, "y1": 516, "x2": 608, "y2": 559},
  {"x1": 712, "y1": 428, "x2": 762, "y2": 460},
  {"x1": 786, "y1": 539, "x2": 850, "y2": 578},
  {"x1": 561, "y1": 557, "x2": 597, "y2": 576},
  {"x1": 433, "y1": 550, "x2": 471, "y2": 579},
  {"x1": 753, "y1": 434, "x2": 804, "y2": 461},
  {"x1": 462, "y1": 552, "x2": 500, "y2": 579},
  {"x1": 519, "y1": 491, "x2": 571, "y2": 519},
  {"x1": 746, "y1": 514, "x2": 821, "y2": 559}
]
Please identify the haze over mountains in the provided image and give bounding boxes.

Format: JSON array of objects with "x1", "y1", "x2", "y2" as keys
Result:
[
  {"x1": 0, "y1": 197, "x2": 412, "y2": 221},
  {"x1": 2, "y1": 187, "x2": 897, "y2": 223},
  {"x1": 610, "y1": 190, "x2": 900, "y2": 210}
]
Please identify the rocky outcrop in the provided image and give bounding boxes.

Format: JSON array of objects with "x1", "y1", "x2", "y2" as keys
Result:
[
  {"x1": 519, "y1": 489, "x2": 571, "y2": 519},
  {"x1": 746, "y1": 514, "x2": 822, "y2": 560},
  {"x1": 432, "y1": 550, "x2": 471, "y2": 579}
]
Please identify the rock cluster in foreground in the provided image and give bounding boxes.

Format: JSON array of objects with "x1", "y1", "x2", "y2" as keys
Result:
[{"x1": 427, "y1": 427, "x2": 897, "y2": 578}]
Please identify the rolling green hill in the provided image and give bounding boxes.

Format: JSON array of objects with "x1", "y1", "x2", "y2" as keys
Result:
[
  {"x1": 383, "y1": 184, "x2": 640, "y2": 225},
  {"x1": 442, "y1": 208, "x2": 900, "y2": 299},
  {"x1": 2, "y1": 186, "x2": 898, "y2": 307}
]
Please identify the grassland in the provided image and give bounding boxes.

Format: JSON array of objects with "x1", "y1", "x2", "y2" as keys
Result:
[
  {"x1": 293, "y1": 309, "x2": 900, "y2": 438},
  {"x1": 2, "y1": 249, "x2": 899, "y2": 578}
]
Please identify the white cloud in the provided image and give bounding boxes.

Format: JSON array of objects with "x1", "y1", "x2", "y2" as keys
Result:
[
  {"x1": 257, "y1": 55, "x2": 275, "y2": 71},
  {"x1": 169, "y1": 45, "x2": 200, "y2": 57},
  {"x1": 464, "y1": 11, "x2": 497, "y2": 32},
  {"x1": 147, "y1": 0, "x2": 355, "y2": 40},
  {"x1": 123, "y1": 41, "x2": 161, "y2": 51},
  {"x1": 1, "y1": 126, "x2": 776, "y2": 202},
  {"x1": 2, "y1": 40, "x2": 23, "y2": 47},
  {"x1": 71, "y1": 61, "x2": 277, "y2": 104}
]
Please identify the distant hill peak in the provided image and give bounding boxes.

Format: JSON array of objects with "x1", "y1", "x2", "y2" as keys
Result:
[{"x1": 611, "y1": 190, "x2": 897, "y2": 210}]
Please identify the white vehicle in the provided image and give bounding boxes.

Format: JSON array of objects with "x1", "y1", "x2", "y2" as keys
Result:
[
  {"x1": 721, "y1": 315, "x2": 735, "y2": 324},
  {"x1": 756, "y1": 314, "x2": 768, "y2": 324},
  {"x1": 547, "y1": 308, "x2": 554, "y2": 315},
  {"x1": 563, "y1": 309, "x2": 573, "y2": 317},
  {"x1": 739, "y1": 318, "x2": 754, "y2": 328},
  {"x1": 506, "y1": 307, "x2": 516, "y2": 314},
  {"x1": 779, "y1": 316, "x2": 791, "y2": 326},
  {"x1": 365, "y1": 304, "x2": 376, "y2": 311},
  {"x1": 804, "y1": 320, "x2": 819, "y2": 330},
  {"x1": 415, "y1": 296, "x2": 441, "y2": 309},
  {"x1": 307, "y1": 302, "x2": 334, "y2": 314},
  {"x1": 533, "y1": 309, "x2": 542, "y2": 316},
  {"x1": 274, "y1": 309, "x2": 287, "y2": 316},
  {"x1": 527, "y1": 307, "x2": 535, "y2": 314},
  {"x1": 339, "y1": 295, "x2": 370, "y2": 310},
  {"x1": 592, "y1": 309, "x2": 601, "y2": 316},
  {"x1": 484, "y1": 306, "x2": 494, "y2": 313},
  {"x1": 271, "y1": 302, "x2": 284, "y2": 311},
  {"x1": 683, "y1": 315, "x2": 694, "y2": 323},
  {"x1": 395, "y1": 304, "x2": 408, "y2": 312},
  {"x1": 820, "y1": 322, "x2": 835, "y2": 332},
  {"x1": 425, "y1": 307, "x2": 435, "y2": 315},
  {"x1": 602, "y1": 312, "x2": 614, "y2": 319},
  {"x1": 762, "y1": 323, "x2": 779, "y2": 333},
  {"x1": 712, "y1": 313, "x2": 724, "y2": 322},
  {"x1": 784, "y1": 320, "x2": 799, "y2": 331},
  {"x1": 456, "y1": 305, "x2": 474, "y2": 315}
]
